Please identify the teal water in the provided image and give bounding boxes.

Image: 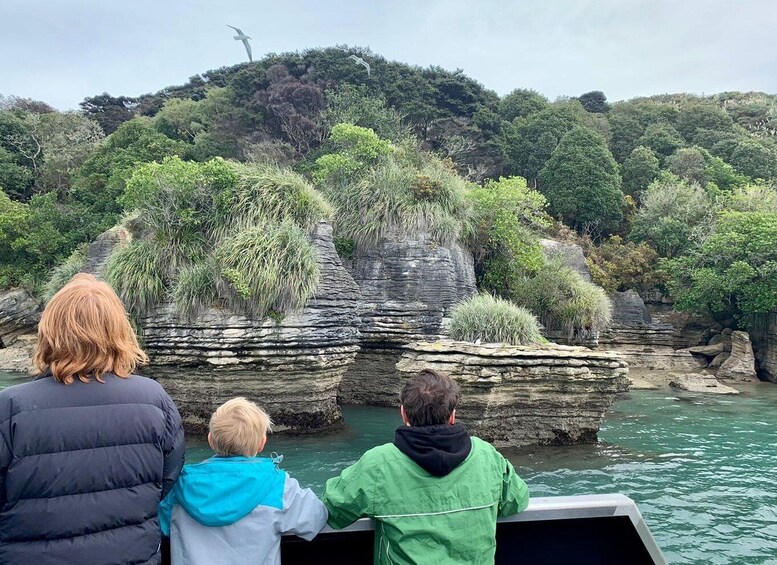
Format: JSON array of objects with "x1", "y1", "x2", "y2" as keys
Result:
[{"x1": 2, "y1": 371, "x2": 776, "y2": 564}]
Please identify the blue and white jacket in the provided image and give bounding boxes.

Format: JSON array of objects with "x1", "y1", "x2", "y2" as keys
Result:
[{"x1": 159, "y1": 455, "x2": 327, "y2": 565}]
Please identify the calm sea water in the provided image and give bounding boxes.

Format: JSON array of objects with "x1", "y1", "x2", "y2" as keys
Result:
[{"x1": 1, "y1": 371, "x2": 775, "y2": 564}]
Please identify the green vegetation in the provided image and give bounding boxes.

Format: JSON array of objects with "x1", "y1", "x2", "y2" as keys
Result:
[
  {"x1": 43, "y1": 245, "x2": 87, "y2": 301},
  {"x1": 2, "y1": 48, "x2": 777, "y2": 337},
  {"x1": 538, "y1": 126, "x2": 624, "y2": 236},
  {"x1": 449, "y1": 294, "x2": 543, "y2": 346},
  {"x1": 666, "y1": 211, "x2": 777, "y2": 328},
  {"x1": 512, "y1": 260, "x2": 613, "y2": 339},
  {"x1": 106, "y1": 157, "x2": 327, "y2": 319}
]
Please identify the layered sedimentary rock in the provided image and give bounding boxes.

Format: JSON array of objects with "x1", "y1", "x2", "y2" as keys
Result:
[
  {"x1": 668, "y1": 373, "x2": 739, "y2": 395},
  {"x1": 82, "y1": 225, "x2": 131, "y2": 277},
  {"x1": 0, "y1": 289, "x2": 40, "y2": 348},
  {"x1": 597, "y1": 290, "x2": 706, "y2": 371},
  {"x1": 142, "y1": 222, "x2": 362, "y2": 433},
  {"x1": 339, "y1": 231, "x2": 477, "y2": 403},
  {"x1": 396, "y1": 339, "x2": 628, "y2": 448},
  {"x1": 752, "y1": 312, "x2": 777, "y2": 382},
  {"x1": 0, "y1": 289, "x2": 41, "y2": 373},
  {"x1": 717, "y1": 331, "x2": 757, "y2": 382},
  {"x1": 347, "y1": 230, "x2": 476, "y2": 345}
]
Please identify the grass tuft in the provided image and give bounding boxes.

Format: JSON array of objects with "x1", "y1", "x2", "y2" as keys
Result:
[
  {"x1": 105, "y1": 239, "x2": 167, "y2": 316},
  {"x1": 43, "y1": 246, "x2": 88, "y2": 302},
  {"x1": 449, "y1": 294, "x2": 544, "y2": 346}
]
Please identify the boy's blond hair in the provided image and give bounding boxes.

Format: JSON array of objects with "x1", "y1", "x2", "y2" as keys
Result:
[{"x1": 209, "y1": 397, "x2": 272, "y2": 456}]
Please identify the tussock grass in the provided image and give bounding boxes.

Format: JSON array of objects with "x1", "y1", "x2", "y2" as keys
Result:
[
  {"x1": 107, "y1": 159, "x2": 329, "y2": 320},
  {"x1": 512, "y1": 260, "x2": 613, "y2": 338},
  {"x1": 449, "y1": 294, "x2": 544, "y2": 346},
  {"x1": 325, "y1": 153, "x2": 471, "y2": 246},
  {"x1": 105, "y1": 239, "x2": 167, "y2": 316},
  {"x1": 43, "y1": 246, "x2": 88, "y2": 302},
  {"x1": 216, "y1": 221, "x2": 319, "y2": 317}
]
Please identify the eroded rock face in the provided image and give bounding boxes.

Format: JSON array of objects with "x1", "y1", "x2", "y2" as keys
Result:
[
  {"x1": 347, "y1": 231, "x2": 476, "y2": 345},
  {"x1": 540, "y1": 239, "x2": 591, "y2": 281},
  {"x1": 598, "y1": 290, "x2": 706, "y2": 372},
  {"x1": 669, "y1": 373, "x2": 739, "y2": 395},
  {"x1": 0, "y1": 289, "x2": 40, "y2": 348},
  {"x1": 396, "y1": 339, "x2": 628, "y2": 449},
  {"x1": 82, "y1": 226, "x2": 131, "y2": 277},
  {"x1": 142, "y1": 222, "x2": 362, "y2": 433},
  {"x1": 753, "y1": 313, "x2": 777, "y2": 382},
  {"x1": 717, "y1": 331, "x2": 757, "y2": 382}
]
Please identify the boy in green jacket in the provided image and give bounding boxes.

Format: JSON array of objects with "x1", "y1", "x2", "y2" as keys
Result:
[{"x1": 323, "y1": 368, "x2": 530, "y2": 564}]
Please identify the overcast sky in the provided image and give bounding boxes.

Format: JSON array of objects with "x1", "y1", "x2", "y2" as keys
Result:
[{"x1": 1, "y1": 0, "x2": 776, "y2": 110}]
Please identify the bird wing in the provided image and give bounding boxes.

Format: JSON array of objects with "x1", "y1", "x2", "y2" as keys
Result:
[
  {"x1": 364, "y1": 61, "x2": 371, "y2": 77},
  {"x1": 348, "y1": 54, "x2": 359, "y2": 62},
  {"x1": 243, "y1": 39, "x2": 252, "y2": 62},
  {"x1": 227, "y1": 25, "x2": 244, "y2": 34}
]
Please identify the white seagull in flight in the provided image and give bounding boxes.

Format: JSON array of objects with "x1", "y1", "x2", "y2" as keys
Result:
[
  {"x1": 227, "y1": 25, "x2": 253, "y2": 62},
  {"x1": 348, "y1": 54, "x2": 371, "y2": 78}
]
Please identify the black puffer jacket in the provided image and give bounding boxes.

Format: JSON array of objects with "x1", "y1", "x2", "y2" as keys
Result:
[{"x1": 0, "y1": 373, "x2": 185, "y2": 565}]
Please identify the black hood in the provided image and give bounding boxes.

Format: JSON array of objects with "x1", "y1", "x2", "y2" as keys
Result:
[{"x1": 394, "y1": 423, "x2": 472, "y2": 477}]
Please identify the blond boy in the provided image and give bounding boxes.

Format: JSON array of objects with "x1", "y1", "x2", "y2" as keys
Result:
[{"x1": 159, "y1": 398, "x2": 327, "y2": 565}]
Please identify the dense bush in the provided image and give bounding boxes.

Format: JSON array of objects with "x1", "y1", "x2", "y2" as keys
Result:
[
  {"x1": 467, "y1": 176, "x2": 550, "y2": 293},
  {"x1": 630, "y1": 174, "x2": 714, "y2": 258},
  {"x1": 511, "y1": 260, "x2": 613, "y2": 339},
  {"x1": 449, "y1": 294, "x2": 543, "y2": 346},
  {"x1": 585, "y1": 236, "x2": 665, "y2": 295},
  {"x1": 107, "y1": 157, "x2": 329, "y2": 319},
  {"x1": 665, "y1": 211, "x2": 777, "y2": 328}
]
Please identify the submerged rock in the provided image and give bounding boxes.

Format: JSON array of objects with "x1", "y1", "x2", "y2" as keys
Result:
[
  {"x1": 668, "y1": 373, "x2": 739, "y2": 395},
  {"x1": 396, "y1": 339, "x2": 628, "y2": 449},
  {"x1": 716, "y1": 331, "x2": 757, "y2": 382},
  {"x1": 142, "y1": 222, "x2": 362, "y2": 433}
]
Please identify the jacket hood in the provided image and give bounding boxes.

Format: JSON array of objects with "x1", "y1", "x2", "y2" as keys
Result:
[
  {"x1": 394, "y1": 423, "x2": 472, "y2": 477},
  {"x1": 173, "y1": 456, "x2": 285, "y2": 527}
]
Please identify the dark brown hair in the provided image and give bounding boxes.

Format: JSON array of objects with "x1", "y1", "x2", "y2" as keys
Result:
[{"x1": 400, "y1": 368, "x2": 460, "y2": 427}]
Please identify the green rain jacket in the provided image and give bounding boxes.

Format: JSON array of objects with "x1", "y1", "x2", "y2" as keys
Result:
[{"x1": 323, "y1": 434, "x2": 529, "y2": 564}]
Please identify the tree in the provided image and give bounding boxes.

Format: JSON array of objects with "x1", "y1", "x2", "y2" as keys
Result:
[
  {"x1": 578, "y1": 91, "x2": 609, "y2": 113},
  {"x1": 729, "y1": 140, "x2": 777, "y2": 180},
  {"x1": 637, "y1": 123, "x2": 684, "y2": 161},
  {"x1": 538, "y1": 126, "x2": 624, "y2": 236},
  {"x1": 322, "y1": 84, "x2": 406, "y2": 142},
  {"x1": 79, "y1": 93, "x2": 138, "y2": 134},
  {"x1": 506, "y1": 103, "x2": 584, "y2": 181},
  {"x1": 666, "y1": 147, "x2": 708, "y2": 187},
  {"x1": 666, "y1": 211, "x2": 777, "y2": 327},
  {"x1": 676, "y1": 102, "x2": 734, "y2": 141},
  {"x1": 498, "y1": 89, "x2": 549, "y2": 122},
  {"x1": 621, "y1": 146, "x2": 661, "y2": 197},
  {"x1": 630, "y1": 174, "x2": 714, "y2": 258}
]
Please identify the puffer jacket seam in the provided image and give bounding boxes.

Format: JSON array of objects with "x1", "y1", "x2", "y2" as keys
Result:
[
  {"x1": 19, "y1": 440, "x2": 165, "y2": 458},
  {"x1": 15, "y1": 480, "x2": 160, "y2": 502},
  {"x1": 3, "y1": 514, "x2": 158, "y2": 544},
  {"x1": 7, "y1": 401, "x2": 166, "y2": 420}
]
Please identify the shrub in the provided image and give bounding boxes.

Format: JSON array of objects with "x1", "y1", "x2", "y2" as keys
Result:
[
  {"x1": 449, "y1": 294, "x2": 544, "y2": 346},
  {"x1": 630, "y1": 174, "x2": 714, "y2": 258},
  {"x1": 665, "y1": 211, "x2": 777, "y2": 329},
  {"x1": 468, "y1": 176, "x2": 550, "y2": 294},
  {"x1": 512, "y1": 260, "x2": 613, "y2": 338},
  {"x1": 325, "y1": 149, "x2": 471, "y2": 246},
  {"x1": 43, "y1": 246, "x2": 88, "y2": 302},
  {"x1": 109, "y1": 157, "x2": 329, "y2": 320},
  {"x1": 585, "y1": 236, "x2": 665, "y2": 295}
]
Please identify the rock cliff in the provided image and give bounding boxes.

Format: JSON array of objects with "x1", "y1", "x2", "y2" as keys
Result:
[
  {"x1": 396, "y1": 339, "x2": 628, "y2": 448},
  {"x1": 141, "y1": 222, "x2": 362, "y2": 433},
  {"x1": 0, "y1": 289, "x2": 41, "y2": 374},
  {"x1": 597, "y1": 290, "x2": 706, "y2": 371}
]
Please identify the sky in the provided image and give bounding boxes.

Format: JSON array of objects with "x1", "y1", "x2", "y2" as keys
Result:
[{"x1": 1, "y1": 0, "x2": 776, "y2": 110}]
